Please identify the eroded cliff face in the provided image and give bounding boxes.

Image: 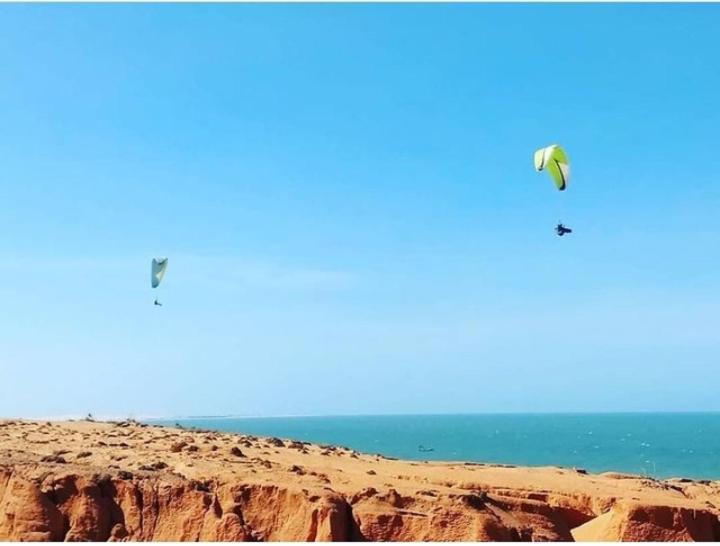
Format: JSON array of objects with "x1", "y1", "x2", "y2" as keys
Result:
[
  {"x1": 0, "y1": 468, "x2": 349, "y2": 542},
  {"x1": 1, "y1": 420, "x2": 719, "y2": 542},
  {"x1": 3, "y1": 466, "x2": 719, "y2": 542}
]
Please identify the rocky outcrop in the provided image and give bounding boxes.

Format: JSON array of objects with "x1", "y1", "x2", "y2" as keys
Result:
[
  {"x1": 348, "y1": 488, "x2": 568, "y2": 541},
  {"x1": 0, "y1": 469, "x2": 64, "y2": 541},
  {"x1": 572, "y1": 502, "x2": 720, "y2": 542}
]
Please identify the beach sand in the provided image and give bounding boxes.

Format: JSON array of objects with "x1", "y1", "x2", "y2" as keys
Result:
[{"x1": 1, "y1": 419, "x2": 718, "y2": 541}]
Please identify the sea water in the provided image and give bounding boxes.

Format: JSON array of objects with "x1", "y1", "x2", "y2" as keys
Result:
[{"x1": 153, "y1": 413, "x2": 720, "y2": 480}]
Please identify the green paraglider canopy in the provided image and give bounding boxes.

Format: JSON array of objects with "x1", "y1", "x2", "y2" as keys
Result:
[{"x1": 534, "y1": 144, "x2": 570, "y2": 191}]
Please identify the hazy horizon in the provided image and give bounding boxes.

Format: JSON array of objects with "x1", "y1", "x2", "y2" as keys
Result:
[{"x1": 2, "y1": 4, "x2": 719, "y2": 418}]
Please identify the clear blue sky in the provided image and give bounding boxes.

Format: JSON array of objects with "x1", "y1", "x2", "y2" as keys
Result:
[{"x1": 1, "y1": 4, "x2": 719, "y2": 418}]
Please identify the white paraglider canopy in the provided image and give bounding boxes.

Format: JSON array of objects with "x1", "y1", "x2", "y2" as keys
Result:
[{"x1": 151, "y1": 258, "x2": 168, "y2": 289}]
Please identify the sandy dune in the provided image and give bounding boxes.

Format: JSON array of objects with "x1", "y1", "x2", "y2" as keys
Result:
[{"x1": 1, "y1": 419, "x2": 718, "y2": 541}]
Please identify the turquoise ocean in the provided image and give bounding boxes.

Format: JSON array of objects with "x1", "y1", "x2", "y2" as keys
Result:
[{"x1": 154, "y1": 413, "x2": 720, "y2": 480}]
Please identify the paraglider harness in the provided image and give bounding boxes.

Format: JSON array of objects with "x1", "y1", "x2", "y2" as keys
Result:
[{"x1": 556, "y1": 223, "x2": 572, "y2": 237}]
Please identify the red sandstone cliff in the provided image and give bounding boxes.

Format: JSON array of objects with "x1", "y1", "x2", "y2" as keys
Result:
[{"x1": 1, "y1": 420, "x2": 718, "y2": 541}]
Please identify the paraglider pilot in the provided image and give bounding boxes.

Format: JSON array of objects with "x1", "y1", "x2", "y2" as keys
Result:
[{"x1": 556, "y1": 223, "x2": 573, "y2": 237}]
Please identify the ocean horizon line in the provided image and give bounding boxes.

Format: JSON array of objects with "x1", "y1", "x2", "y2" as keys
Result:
[
  {"x1": 13, "y1": 410, "x2": 720, "y2": 424},
  {"x1": 145, "y1": 409, "x2": 720, "y2": 422}
]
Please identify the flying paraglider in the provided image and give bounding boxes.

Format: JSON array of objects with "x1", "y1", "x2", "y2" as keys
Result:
[
  {"x1": 555, "y1": 223, "x2": 572, "y2": 237},
  {"x1": 151, "y1": 258, "x2": 168, "y2": 306},
  {"x1": 534, "y1": 144, "x2": 572, "y2": 236}
]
